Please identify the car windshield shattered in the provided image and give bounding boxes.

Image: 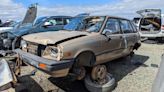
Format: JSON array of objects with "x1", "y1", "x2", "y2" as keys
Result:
[{"x1": 64, "y1": 16, "x2": 105, "y2": 32}]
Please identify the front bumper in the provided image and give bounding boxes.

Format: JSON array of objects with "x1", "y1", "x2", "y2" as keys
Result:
[{"x1": 14, "y1": 49, "x2": 74, "y2": 74}]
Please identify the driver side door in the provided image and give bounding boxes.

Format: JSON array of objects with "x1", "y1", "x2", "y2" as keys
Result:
[{"x1": 97, "y1": 18, "x2": 124, "y2": 64}]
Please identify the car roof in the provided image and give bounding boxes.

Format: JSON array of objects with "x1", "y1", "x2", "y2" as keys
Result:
[
  {"x1": 85, "y1": 15, "x2": 130, "y2": 20},
  {"x1": 38, "y1": 16, "x2": 72, "y2": 19}
]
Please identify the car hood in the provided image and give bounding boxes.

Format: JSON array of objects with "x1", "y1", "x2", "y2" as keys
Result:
[
  {"x1": 10, "y1": 27, "x2": 32, "y2": 37},
  {"x1": 21, "y1": 4, "x2": 37, "y2": 25},
  {"x1": 23, "y1": 30, "x2": 89, "y2": 45}
]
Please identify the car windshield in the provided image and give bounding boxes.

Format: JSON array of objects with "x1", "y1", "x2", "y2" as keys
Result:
[
  {"x1": 34, "y1": 17, "x2": 47, "y2": 26},
  {"x1": 64, "y1": 17, "x2": 84, "y2": 30},
  {"x1": 64, "y1": 16, "x2": 105, "y2": 32}
]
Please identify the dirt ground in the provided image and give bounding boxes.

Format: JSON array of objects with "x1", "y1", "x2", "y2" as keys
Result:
[{"x1": 3, "y1": 42, "x2": 164, "y2": 92}]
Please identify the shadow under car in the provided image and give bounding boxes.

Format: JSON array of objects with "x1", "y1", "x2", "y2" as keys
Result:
[{"x1": 48, "y1": 54, "x2": 149, "y2": 92}]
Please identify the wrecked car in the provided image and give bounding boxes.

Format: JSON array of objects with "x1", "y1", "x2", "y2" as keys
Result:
[
  {"x1": 134, "y1": 9, "x2": 164, "y2": 42},
  {"x1": 0, "y1": 21, "x2": 17, "y2": 31},
  {"x1": 15, "y1": 15, "x2": 141, "y2": 92},
  {"x1": 0, "y1": 4, "x2": 37, "y2": 55},
  {"x1": 0, "y1": 5, "x2": 71, "y2": 55}
]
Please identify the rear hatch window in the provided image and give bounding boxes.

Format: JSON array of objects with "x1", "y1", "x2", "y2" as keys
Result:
[
  {"x1": 137, "y1": 9, "x2": 161, "y2": 32},
  {"x1": 140, "y1": 17, "x2": 161, "y2": 31}
]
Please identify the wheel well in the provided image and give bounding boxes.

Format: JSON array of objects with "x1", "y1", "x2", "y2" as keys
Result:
[
  {"x1": 74, "y1": 51, "x2": 96, "y2": 67},
  {"x1": 133, "y1": 42, "x2": 141, "y2": 50}
]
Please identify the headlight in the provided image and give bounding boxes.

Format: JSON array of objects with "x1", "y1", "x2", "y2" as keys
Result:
[
  {"x1": 21, "y1": 40, "x2": 27, "y2": 49},
  {"x1": 50, "y1": 47, "x2": 58, "y2": 58},
  {"x1": 43, "y1": 46, "x2": 63, "y2": 61}
]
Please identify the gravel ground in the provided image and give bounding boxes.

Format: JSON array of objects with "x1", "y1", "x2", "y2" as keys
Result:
[{"x1": 3, "y1": 43, "x2": 164, "y2": 92}]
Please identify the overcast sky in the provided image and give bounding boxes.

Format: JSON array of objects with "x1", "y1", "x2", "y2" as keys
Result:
[{"x1": 0, "y1": 0, "x2": 163, "y2": 22}]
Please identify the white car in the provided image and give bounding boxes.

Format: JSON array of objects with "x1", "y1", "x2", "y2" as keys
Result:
[{"x1": 134, "y1": 9, "x2": 164, "y2": 42}]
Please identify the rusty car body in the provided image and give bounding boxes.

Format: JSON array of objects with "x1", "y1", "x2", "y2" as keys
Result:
[{"x1": 15, "y1": 15, "x2": 141, "y2": 78}]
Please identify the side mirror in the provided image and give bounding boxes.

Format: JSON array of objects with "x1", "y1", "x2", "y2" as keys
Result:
[
  {"x1": 102, "y1": 29, "x2": 112, "y2": 41},
  {"x1": 43, "y1": 22, "x2": 53, "y2": 28}
]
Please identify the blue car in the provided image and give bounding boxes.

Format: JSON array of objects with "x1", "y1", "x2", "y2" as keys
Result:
[{"x1": 0, "y1": 16, "x2": 72, "y2": 54}]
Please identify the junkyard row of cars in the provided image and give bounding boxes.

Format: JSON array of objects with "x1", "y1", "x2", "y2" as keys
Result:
[{"x1": 0, "y1": 4, "x2": 164, "y2": 92}]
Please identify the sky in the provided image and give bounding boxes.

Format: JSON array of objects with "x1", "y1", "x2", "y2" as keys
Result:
[{"x1": 0, "y1": 0, "x2": 163, "y2": 21}]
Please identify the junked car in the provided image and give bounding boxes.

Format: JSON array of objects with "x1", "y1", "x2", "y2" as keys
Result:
[
  {"x1": 15, "y1": 15, "x2": 141, "y2": 92},
  {"x1": 0, "y1": 21, "x2": 18, "y2": 32},
  {"x1": 134, "y1": 9, "x2": 164, "y2": 42},
  {"x1": 0, "y1": 4, "x2": 37, "y2": 55},
  {"x1": 0, "y1": 7, "x2": 71, "y2": 55},
  {"x1": 11, "y1": 16, "x2": 71, "y2": 48}
]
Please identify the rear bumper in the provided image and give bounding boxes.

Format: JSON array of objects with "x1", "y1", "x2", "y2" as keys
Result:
[
  {"x1": 14, "y1": 49, "x2": 74, "y2": 74},
  {"x1": 139, "y1": 32, "x2": 164, "y2": 38}
]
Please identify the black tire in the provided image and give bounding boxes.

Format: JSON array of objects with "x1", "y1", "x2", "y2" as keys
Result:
[
  {"x1": 157, "y1": 37, "x2": 164, "y2": 43},
  {"x1": 84, "y1": 73, "x2": 115, "y2": 92}
]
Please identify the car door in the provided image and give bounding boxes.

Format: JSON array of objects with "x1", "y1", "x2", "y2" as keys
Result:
[
  {"x1": 119, "y1": 19, "x2": 136, "y2": 54},
  {"x1": 97, "y1": 18, "x2": 124, "y2": 63}
]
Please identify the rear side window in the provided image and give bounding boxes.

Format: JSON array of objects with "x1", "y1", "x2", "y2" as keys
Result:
[{"x1": 120, "y1": 20, "x2": 134, "y2": 33}]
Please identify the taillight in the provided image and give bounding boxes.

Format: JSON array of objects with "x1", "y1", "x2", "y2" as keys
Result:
[{"x1": 161, "y1": 25, "x2": 164, "y2": 30}]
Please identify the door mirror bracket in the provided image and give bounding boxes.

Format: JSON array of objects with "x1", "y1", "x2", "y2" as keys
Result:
[
  {"x1": 102, "y1": 31, "x2": 111, "y2": 41},
  {"x1": 43, "y1": 22, "x2": 53, "y2": 28}
]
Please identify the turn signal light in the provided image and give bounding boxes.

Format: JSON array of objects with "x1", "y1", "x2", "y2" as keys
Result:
[{"x1": 39, "y1": 63, "x2": 47, "y2": 69}]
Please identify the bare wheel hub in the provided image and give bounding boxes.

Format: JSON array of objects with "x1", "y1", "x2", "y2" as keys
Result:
[
  {"x1": 73, "y1": 66, "x2": 86, "y2": 80},
  {"x1": 91, "y1": 65, "x2": 107, "y2": 84}
]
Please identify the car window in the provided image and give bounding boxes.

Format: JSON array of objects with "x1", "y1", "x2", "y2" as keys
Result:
[
  {"x1": 34, "y1": 17, "x2": 47, "y2": 26},
  {"x1": 120, "y1": 20, "x2": 134, "y2": 33},
  {"x1": 102, "y1": 18, "x2": 120, "y2": 35},
  {"x1": 64, "y1": 16, "x2": 84, "y2": 30},
  {"x1": 54, "y1": 18, "x2": 63, "y2": 25},
  {"x1": 64, "y1": 18, "x2": 71, "y2": 25},
  {"x1": 64, "y1": 16, "x2": 105, "y2": 32},
  {"x1": 131, "y1": 21, "x2": 138, "y2": 32},
  {"x1": 47, "y1": 18, "x2": 63, "y2": 26},
  {"x1": 85, "y1": 17, "x2": 105, "y2": 32}
]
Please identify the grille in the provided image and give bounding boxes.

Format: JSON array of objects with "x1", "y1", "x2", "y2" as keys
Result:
[
  {"x1": 26, "y1": 42, "x2": 46, "y2": 56},
  {"x1": 27, "y1": 42, "x2": 38, "y2": 55}
]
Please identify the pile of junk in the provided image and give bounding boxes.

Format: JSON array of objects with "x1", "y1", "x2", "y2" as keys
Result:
[{"x1": 0, "y1": 4, "x2": 37, "y2": 91}]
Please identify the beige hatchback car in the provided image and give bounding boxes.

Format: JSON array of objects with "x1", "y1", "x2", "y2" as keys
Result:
[{"x1": 15, "y1": 15, "x2": 141, "y2": 91}]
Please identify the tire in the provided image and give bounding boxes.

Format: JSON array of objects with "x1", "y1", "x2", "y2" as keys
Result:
[
  {"x1": 84, "y1": 73, "x2": 115, "y2": 92},
  {"x1": 157, "y1": 37, "x2": 164, "y2": 43}
]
